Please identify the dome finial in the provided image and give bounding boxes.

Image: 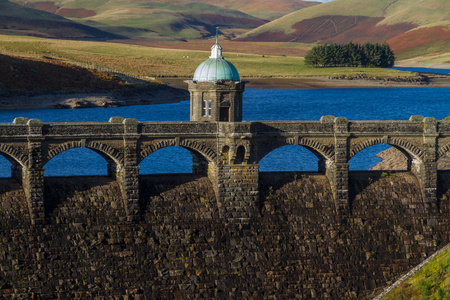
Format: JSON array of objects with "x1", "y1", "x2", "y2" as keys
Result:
[
  {"x1": 215, "y1": 27, "x2": 219, "y2": 45},
  {"x1": 210, "y1": 27, "x2": 223, "y2": 59}
]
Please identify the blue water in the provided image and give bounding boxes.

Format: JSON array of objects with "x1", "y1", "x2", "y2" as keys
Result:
[
  {"x1": 0, "y1": 88, "x2": 448, "y2": 176},
  {"x1": 392, "y1": 67, "x2": 450, "y2": 75}
]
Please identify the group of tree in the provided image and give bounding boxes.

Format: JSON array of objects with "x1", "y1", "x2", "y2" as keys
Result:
[{"x1": 304, "y1": 42, "x2": 395, "y2": 68}]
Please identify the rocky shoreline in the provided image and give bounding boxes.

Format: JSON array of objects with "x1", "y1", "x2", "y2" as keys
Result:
[
  {"x1": 0, "y1": 84, "x2": 189, "y2": 111},
  {"x1": 1, "y1": 75, "x2": 449, "y2": 111}
]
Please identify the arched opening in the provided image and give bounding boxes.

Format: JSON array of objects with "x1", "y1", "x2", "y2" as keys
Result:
[
  {"x1": 0, "y1": 151, "x2": 24, "y2": 182},
  {"x1": 0, "y1": 155, "x2": 12, "y2": 178},
  {"x1": 44, "y1": 148, "x2": 109, "y2": 177},
  {"x1": 43, "y1": 148, "x2": 120, "y2": 218},
  {"x1": 234, "y1": 146, "x2": 245, "y2": 164},
  {"x1": 139, "y1": 146, "x2": 192, "y2": 175},
  {"x1": 349, "y1": 144, "x2": 391, "y2": 171},
  {"x1": 348, "y1": 144, "x2": 424, "y2": 213},
  {"x1": 258, "y1": 144, "x2": 334, "y2": 216},
  {"x1": 259, "y1": 145, "x2": 319, "y2": 172},
  {"x1": 0, "y1": 154, "x2": 27, "y2": 224},
  {"x1": 258, "y1": 145, "x2": 325, "y2": 201},
  {"x1": 139, "y1": 146, "x2": 216, "y2": 215}
]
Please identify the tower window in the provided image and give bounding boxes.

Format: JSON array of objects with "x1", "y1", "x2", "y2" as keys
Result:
[
  {"x1": 202, "y1": 100, "x2": 207, "y2": 116},
  {"x1": 202, "y1": 100, "x2": 212, "y2": 117}
]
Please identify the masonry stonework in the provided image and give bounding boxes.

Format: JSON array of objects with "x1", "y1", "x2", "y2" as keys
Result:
[
  {"x1": 0, "y1": 116, "x2": 449, "y2": 298},
  {"x1": 0, "y1": 115, "x2": 449, "y2": 222}
]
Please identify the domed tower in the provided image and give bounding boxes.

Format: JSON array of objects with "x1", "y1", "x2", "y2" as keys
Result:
[{"x1": 187, "y1": 35, "x2": 246, "y2": 122}]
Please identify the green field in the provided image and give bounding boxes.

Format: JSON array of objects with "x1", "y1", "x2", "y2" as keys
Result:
[
  {"x1": 381, "y1": 246, "x2": 450, "y2": 300},
  {"x1": 0, "y1": 35, "x2": 423, "y2": 80}
]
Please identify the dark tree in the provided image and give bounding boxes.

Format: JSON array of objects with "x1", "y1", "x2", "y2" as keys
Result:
[{"x1": 304, "y1": 42, "x2": 395, "y2": 68}]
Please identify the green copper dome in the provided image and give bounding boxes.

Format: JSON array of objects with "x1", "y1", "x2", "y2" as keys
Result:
[{"x1": 193, "y1": 42, "x2": 240, "y2": 82}]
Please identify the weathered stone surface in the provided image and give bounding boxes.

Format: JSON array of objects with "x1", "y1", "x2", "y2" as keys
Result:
[
  {"x1": 0, "y1": 116, "x2": 449, "y2": 297},
  {"x1": 0, "y1": 172, "x2": 447, "y2": 299}
]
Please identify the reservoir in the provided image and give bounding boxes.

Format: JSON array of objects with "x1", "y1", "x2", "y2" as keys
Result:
[{"x1": 0, "y1": 87, "x2": 449, "y2": 176}]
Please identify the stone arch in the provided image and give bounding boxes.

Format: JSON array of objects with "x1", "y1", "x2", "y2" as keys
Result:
[
  {"x1": 44, "y1": 141, "x2": 124, "y2": 166},
  {"x1": 255, "y1": 137, "x2": 334, "y2": 164},
  {"x1": 179, "y1": 140, "x2": 217, "y2": 163},
  {"x1": 349, "y1": 137, "x2": 423, "y2": 161},
  {"x1": 139, "y1": 139, "x2": 217, "y2": 165},
  {"x1": 287, "y1": 137, "x2": 334, "y2": 162},
  {"x1": 437, "y1": 144, "x2": 450, "y2": 161},
  {"x1": 0, "y1": 144, "x2": 28, "y2": 167},
  {"x1": 255, "y1": 137, "x2": 334, "y2": 174},
  {"x1": 139, "y1": 140, "x2": 176, "y2": 163}
]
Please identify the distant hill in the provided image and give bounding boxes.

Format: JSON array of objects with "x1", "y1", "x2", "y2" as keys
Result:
[
  {"x1": 238, "y1": 0, "x2": 450, "y2": 59},
  {"x1": 194, "y1": 0, "x2": 320, "y2": 20},
  {"x1": 387, "y1": 23, "x2": 450, "y2": 60},
  {"x1": 10, "y1": 0, "x2": 274, "y2": 40},
  {"x1": 0, "y1": 0, "x2": 122, "y2": 39}
]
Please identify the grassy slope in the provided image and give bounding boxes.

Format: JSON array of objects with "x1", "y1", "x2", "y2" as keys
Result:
[
  {"x1": 0, "y1": 34, "x2": 423, "y2": 80},
  {"x1": 381, "y1": 246, "x2": 450, "y2": 299}
]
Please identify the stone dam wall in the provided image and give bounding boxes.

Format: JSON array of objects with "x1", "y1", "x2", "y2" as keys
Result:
[{"x1": 0, "y1": 171, "x2": 449, "y2": 299}]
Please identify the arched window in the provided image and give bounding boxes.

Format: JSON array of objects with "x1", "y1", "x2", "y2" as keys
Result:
[{"x1": 234, "y1": 146, "x2": 245, "y2": 164}]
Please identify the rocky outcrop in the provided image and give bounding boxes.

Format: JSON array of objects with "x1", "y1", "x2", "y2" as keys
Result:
[{"x1": 371, "y1": 147, "x2": 450, "y2": 170}]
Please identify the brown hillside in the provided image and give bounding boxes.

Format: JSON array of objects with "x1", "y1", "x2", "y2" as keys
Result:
[
  {"x1": 190, "y1": 14, "x2": 266, "y2": 29},
  {"x1": 388, "y1": 25, "x2": 450, "y2": 58},
  {"x1": 0, "y1": 54, "x2": 126, "y2": 96},
  {"x1": 23, "y1": 1, "x2": 96, "y2": 18},
  {"x1": 198, "y1": 0, "x2": 320, "y2": 20},
  {"x1": 240, "y1": 15, "x2": 416, "y2": 44}
]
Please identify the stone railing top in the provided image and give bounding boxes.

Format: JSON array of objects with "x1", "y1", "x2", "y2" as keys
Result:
[{"x1": 0, "y1": 116, "x2": 447, "y2": 137}]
